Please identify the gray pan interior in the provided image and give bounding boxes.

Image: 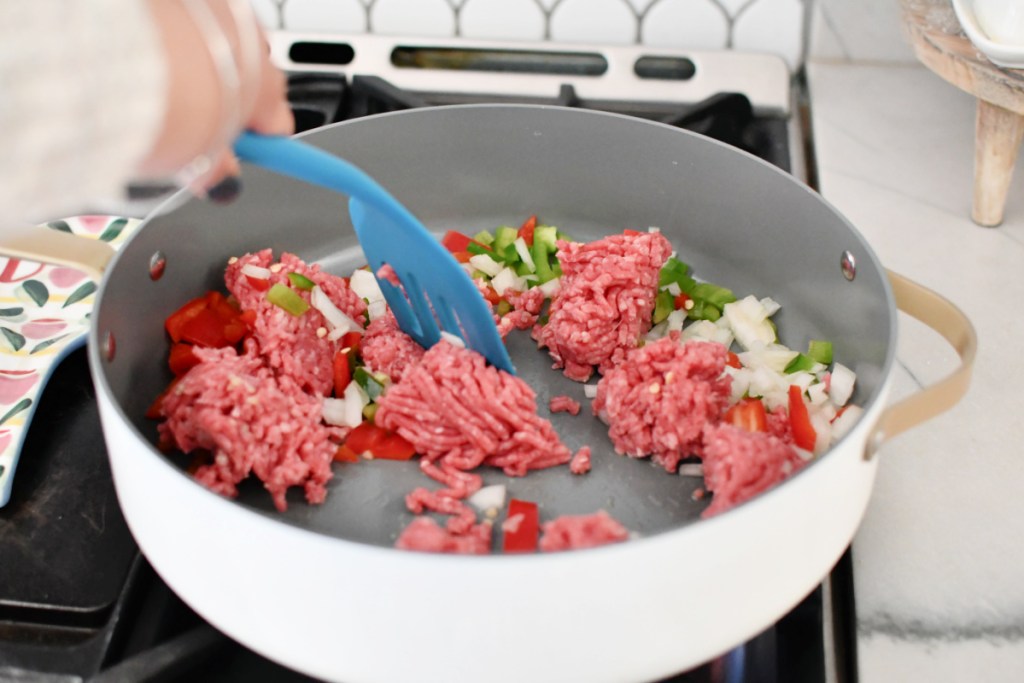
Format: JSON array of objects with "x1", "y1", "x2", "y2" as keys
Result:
[{"x1": 93, "y1": 105, "x2": 895, "y2": 547}]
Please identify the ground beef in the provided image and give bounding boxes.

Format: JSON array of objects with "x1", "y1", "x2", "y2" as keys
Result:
[
  {"x1": 592, "y1": 336, "x2": 732, "y2": 472},
  {"x1": 569, "y1": 446, "x2": 592, "y2": 475},
  {"x1": 225, "y1": 250, "x2": 366, "y2": 396},
  {"x1": 360, "y1": 311, "x2": 426, "y2": 383},
  {"x1": 532, "y1": 231, "x2": 672, "y2": 382},
  {"x1": 549, "y1": 395, "x2": 581, "y2": 415},
  {"x1": 394, "y1": 517, "x2": 492, "y2": 554},
  {"x1": 158, "y1": 345, "x2": 335, "y2": 512},
  {"x1": 700, "y1": 422, "x2": 806, "y2": 518},
  {"x1": 375, "y1": 340, "x2": 573, "y2": 538},
  {"x1": 539, "y1": 510, "x2": 629, "y2": 551}
]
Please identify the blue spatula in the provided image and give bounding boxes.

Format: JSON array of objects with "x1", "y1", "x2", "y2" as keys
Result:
[{"x1": 234, "y1": 133, "x2": 514, "y2": 374}]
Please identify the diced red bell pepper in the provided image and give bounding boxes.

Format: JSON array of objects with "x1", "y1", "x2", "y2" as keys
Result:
[
  {"x1": 502, "y1": 499, "x2": 539, "y2": 553},
  {"x1": 344, "y1": 421, "x2": 417, "y2": 460},
  {"x1": 482, "y1": 286, "x2": 502, "y2": 306},
  {"x1": 623, "y1": 229, "x2": 643, "y2": 236},
  {"x1": 724, "y1": 398, "x2": 767, "y2": 433},
  {"x1": 168, "y1": 342, "x2": 200, "y2": 376},
  {"x1": 788, "y1": 385, "x2": 817, "y2": 451},
  {"x1": 332, "y1": 351, "x2": 352, "y2": 397},
  {"x1": 726, "y1": 351, "x2": 742, "y2": 369},
  {"x1": 451, "y1": 250, "x2": 472, "y2": 264},
  {"x1": 517, "y1": 215, "x2": 538, "y2": 246},
  {"x1": 245, "y1": 275, "x2": 271, "y2": 291},
  {"x1": 165, "y1": 291, "x2": 249, "y2": 348},
  {"x1": 674, "y1": 292, "x2": 691, "y2": 310},
  {"x1": 334, "y1": 444, "x2": 360, "y2": 463}
]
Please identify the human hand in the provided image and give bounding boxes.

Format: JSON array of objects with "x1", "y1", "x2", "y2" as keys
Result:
[{"x1": 139, "y1": 0, "x2": 294, "y2": 202}]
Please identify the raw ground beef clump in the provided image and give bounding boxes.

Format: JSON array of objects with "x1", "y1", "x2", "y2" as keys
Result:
[
  {"x1": 360, "y1": 311, "x2": 426, "y2": 382},
  {"x1": 539, "y1": 511, "x2": 630, "y2": 551},
  {"x1": 225, "y1": 250, "x2": 367, "y2": 397},
  {"x1": 533, "y1": 231, "x2": 673, "y2": 381},
  {"x1": 158, "y1": 251, "x2": 365, "y2": 510},
  {"x1": 700, "y1": 423, "x2": 806, "y2": 518},
  {"x1": 158, "y1": 345, "x2": 336, "y2": 512},
  {"x1": 375, "y1": 340, "x2": 574, "y2": 544},
  {"x1": 592, "y1": 336, "x2": 732, "y2": 473}
]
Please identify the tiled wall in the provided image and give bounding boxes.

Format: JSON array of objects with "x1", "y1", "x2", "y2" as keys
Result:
[
  {"x1": 251, "y1": 0, "x2": 811, "y2": 70},
  {"x1": 809, "y1": 0, "x2": 917, "y2": 64}
]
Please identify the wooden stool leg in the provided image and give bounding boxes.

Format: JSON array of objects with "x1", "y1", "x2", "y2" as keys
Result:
[{"x1": 973, "y1": 99, "x2": 1024, "y2": 227}]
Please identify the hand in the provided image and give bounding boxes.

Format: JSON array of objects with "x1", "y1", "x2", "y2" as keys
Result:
[{"x1": 138, "y1": 0, "x2": 294, "y2": 202}]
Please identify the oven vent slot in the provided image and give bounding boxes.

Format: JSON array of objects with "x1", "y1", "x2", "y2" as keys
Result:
[
  {"x1": 289, "y1": 41, "x2": 356, "y2": 66},
  {"x1": 634, "y1": 56, "x2": 697, "y2": 81},
  {"x1": 390, "y1": 47, "x2": 608, "y2": 76}
]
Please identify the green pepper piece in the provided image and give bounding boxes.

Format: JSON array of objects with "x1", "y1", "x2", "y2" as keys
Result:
[
  {"x1": 466, "y1": 242, "x2": 492, "y2": 257},
  {"x1": 266, "y1": 283, "x2": 309, "y2": 316},
  {"x1": 807, "y1": 339, "x2": 833, "y2": 365},
  {"x1": 653, "y1": 290, "x2": 675, "y2": 324},
  {"x1": 286, "y1": 272, "x2": 316, "y2": 291},
  {"x1": 785, "y1": 353, "x2": 817, "y2": 374},
  {"x1": 686, "y1": 300, "x2": 721, "y2": 322},
  {"x1": 362, "y1": 402, "x2": 379, "y2": 422},
  {"x1": 472, "y1": 230, "x2": 495, "y2": 246},
  {"x1": 691, "y1": 282, "x2": 736, "y2": 308}
]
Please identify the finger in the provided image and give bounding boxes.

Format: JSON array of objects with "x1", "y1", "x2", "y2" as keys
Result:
[
  {"x1": 190, "y1": 147, "x2": 243, "y2": 203},
  {"x1": 247, "y1": 59, "x2": 294, "y2": 136}
]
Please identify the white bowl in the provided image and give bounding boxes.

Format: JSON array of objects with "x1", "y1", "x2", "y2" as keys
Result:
[{"x1": 952, "y1": 0, "x2": 1024, "y2": 69}]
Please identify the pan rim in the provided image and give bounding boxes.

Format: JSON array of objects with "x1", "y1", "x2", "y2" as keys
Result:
[{"x1": 88, "y1": 103, "x2": 899, "y2": 557}]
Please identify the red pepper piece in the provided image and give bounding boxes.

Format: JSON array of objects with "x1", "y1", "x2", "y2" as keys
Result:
[
  {"x1": 788, "y1": 385, "x2": 817, "y2": 451},
  {"x1": 725, "y1": 351, "x2": 742, "y2": 369},
  {"x1": 344, "y1": 421, "x2": 417, "y2": 460},
  {"x1": 165, "y1": 295, "x2": 210, "y2": 343},
  {"x1": 674, "y1": 292, "x2": 691, "y2": 310},
  {"x1": 517, "y1": 215, "x2": 538, "y2": 246},
  {"x1": 245, "y1": 274, "x2": 271, "y2": 291},
  {"x1": 334, "y1": 444, "x2": 360, "y2": 463},
  {"x1": 450, "y1": 250, "x2": 472, "y2": 264},
  {"x1": 502, "y1": 499, "x2": 540, "y2": 553},
  {"x1": 332, "y1": 351, "x2": 352, "y2": 397},
  {"x1": 724, "y1": 398, "x2": 767, "y2": 433},
  {"x1": 168, "y1": 342, "x2": 200, "y2": 376}
]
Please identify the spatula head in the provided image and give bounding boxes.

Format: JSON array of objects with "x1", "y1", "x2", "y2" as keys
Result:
[{"x1": 349, "y1": 197, "x2": 515, "y2": 374}]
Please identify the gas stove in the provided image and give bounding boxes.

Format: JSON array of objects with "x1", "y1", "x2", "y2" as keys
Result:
[{"x1": 0, "y1": 34, "x2": 855, "y2": 683}]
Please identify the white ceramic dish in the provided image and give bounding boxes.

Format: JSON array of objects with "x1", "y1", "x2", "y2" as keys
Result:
[{"x1": 952, "y1": 0, "x2": 1024, "y2": 69}]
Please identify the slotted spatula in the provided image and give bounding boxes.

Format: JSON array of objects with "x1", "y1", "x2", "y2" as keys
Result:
[{"x1": 234, "y1": 133, "x2": 514, "y2": 374}]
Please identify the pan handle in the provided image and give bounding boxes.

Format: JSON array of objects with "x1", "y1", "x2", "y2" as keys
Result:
[
  {"x1": 864, "y1": 270, "x2": 977, "y2": 459},
  {"x1": 0, "y1": 224, "x2": 115, "y2": 280}
]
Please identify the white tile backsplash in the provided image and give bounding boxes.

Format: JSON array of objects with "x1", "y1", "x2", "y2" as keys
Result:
[
  {"x1": 253, "y1": 0, "x2": 821, "y2": 71},
  {"x1": 253, "y1": 1, "x2": 921, "y2": 71}
]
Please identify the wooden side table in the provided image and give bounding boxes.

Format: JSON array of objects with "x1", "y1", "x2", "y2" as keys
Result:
[{"x1": 901, "y1": 0, "x2": 1024, "y2": 227}]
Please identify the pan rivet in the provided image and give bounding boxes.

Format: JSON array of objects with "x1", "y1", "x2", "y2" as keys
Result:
[
  {"x1": 149, "y1": 252, "x2": 166, "y2": 281},
  {"x1": 840, "y1": 250, "x2": 857, "y2": 281},
  {"x1": 102, "y1": 331, "x2": 116, "y2": 362}
]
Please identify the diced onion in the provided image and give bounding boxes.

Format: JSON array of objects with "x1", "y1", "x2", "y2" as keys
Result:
[
  {"x1": 538, "y1": 277, "x2": 561, "y2": 297},
  {"x1": 440, "y1": 331, "x2": 466, "y2": 348},
  {"x1": 830, "y1": 404, "x2": 864, "y2": 443},
  {"x1": 468, "y1": 254, "x2": 503, "y2": 278},
  {"x1": 677, "y1": 463, "x2": 704, "y2": 477},
  {"x1": 311, "y1": 286, "x2": 362, "y2": 335},
  {"x1": 467, "y1": 484, "x2": 507, "y2": 511},
  {"x1": 321, "y1": 397, "x2": 348, "y2": 427},
  {"x1": 342, "y1": 381, "x2": 369, "y2": 428},
  {"x1": 241, "y1": 263, "x2": 271, "y2": 279},
  {"x1": 513, "y1": 237, "x2": 536, "y2": 272},
  {"x1": 829, "y1": 363, "x2": 856, "y2": 407},
  {"x1": 583, "y1": 383, "x2": 599, "y2": 399},
  {"x1": 661, "y1": 281, "x2": 682, "y2": 296},
  {"x1": 490, "y1": 267, "x2": 520, "y2": 296},
  {"x1": 350, "y1": 269, "x2": 385, "y2": 305}
]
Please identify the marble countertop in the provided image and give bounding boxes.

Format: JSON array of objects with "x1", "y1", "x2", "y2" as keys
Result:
[{"x1": 807, "y1": 60, "x2": 1024, "y2": 682}]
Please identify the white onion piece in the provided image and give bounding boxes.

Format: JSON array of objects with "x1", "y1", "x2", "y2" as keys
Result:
[
  {"x1": 321, "y1": 397, "x2": 347, "y2": 426},
  {"x1": 311, "y1": 286, "x2": 362, "y2": 335},
  {"x1": 468, "y1": 254, "x2": 503, "y2": 277},
  {"x1": 538, "y1": 277, "x2": 561, "y2": 297},
  {"x1": 367, "y1": 299, "x2": 388, "y2": 321},
  {"x1": 807, "y1": 382, "x2": 830, "y2": 406},
  {"x1": 677, "y1": 463, "x2": 704, "y2": 477},
  {"x1": 661, "y1": 281, "x2": 682, "y2": 296},
  {"x1": 810, "y1": 410, "x2": 832, "y2": 455},
  {"x1": 240, "y1": 263, "x2": 271, "y2": 279},
  {"x1": 583, "y1": 383, "x2": 599, "y2": 399},
  {"x1": 350, "y1": 269, "x2": 385, "y2": 306},
  {"x1": 830, "y1": 404, "x2": 864, "y2": 443},
  {"x1": 440, "y1": 331, "x2": 465, "y2": 348},
  {"x1": 513, "y1": 237, "x2": 536, "y2": 272},
  {"x1": 341, "y1": 381, "x2": 368, "y2": 428},
  {"x1": 490, "y1": 267, "x2": 519, "y2": 296},
  {"x1": 648, "y1": 226, "x2": 661, "y2": 233},
  {"x1": 829, "y1": 363, "x2": 856, "y2": 406},
  {"x1": 467, "y1": 484, "x2": 507, "y2": 511}
]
